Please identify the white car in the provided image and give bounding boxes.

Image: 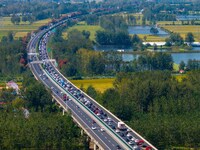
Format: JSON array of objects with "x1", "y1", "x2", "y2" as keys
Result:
[
  {"x1": 104, "y1": 118, "x2": 108, "y2": 122},
  {"x1": 107, "y1": 117, "x2": 112, "y2": 122},
  {"x1": 100, "y1": 128, "x2": 104, "y2": 132},
  {"x1": 127, "y1": 133, "x2": 132, "y2": 137},
  {"x1": 92, "y1": 126, "x2": 96, "y2": 130},
  {"x1": 133, "y1": 145, "x2": 140, "y2": 150},
  {"x1": 115, "y1": 129, "x2": 120, "y2": 133},
  {"x1": 128, "y1": 141, "x2": 135, "y2": 145}
]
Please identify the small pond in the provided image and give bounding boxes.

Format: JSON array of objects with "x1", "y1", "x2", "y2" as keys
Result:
[{"x1": 128, "y1": 26, "x2": 169, "y2": 37}]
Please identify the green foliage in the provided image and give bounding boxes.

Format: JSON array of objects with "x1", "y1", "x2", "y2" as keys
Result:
[
  {"x1": 0, "y1": 112, "x2": 87, "y2": 150},
  {"x1": 99, "y1": 15, "x2": 128, "y2": 32},
  {"x1": 150, "y1": 27, "x2": 159, "y2": 35},
  {"x1": 0, "y1": 33, "x2": 27, "y2": 77},
  {"x1": 96, "y1": 30, "x2": 140, "y2": 46},
  {"x1": 135, "y1": 53, "x2": 173, "y2": 71},
  {"x1": 185, "y1": 32, "x2": 195, "y2": 44},
  {"x1": 11, "y1": 15, "x2": 20, "y2": 25},
  {"x1": 179, "y1": 61, "x2": 185, "y2": 70},
  {"x1": 165, "y1": 33, "x2": 184, "y2": 46}
]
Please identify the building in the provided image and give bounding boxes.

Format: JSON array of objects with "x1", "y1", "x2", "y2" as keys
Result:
[{"x1": 6, "y1": 81, "x2": 20, "y2": 94}]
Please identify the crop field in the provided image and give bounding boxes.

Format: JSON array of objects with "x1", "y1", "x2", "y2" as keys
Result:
[
  {"x1": 160, "y1": 25, "x2": 200, "y2": 41},
  {"x1": 70, "y1": 78, "x2": 114, "y2": 93},
  {"x1": 0, "y1": 17, "x2": 51, "y2": 39},
  {"x1": 63, "y1": 22, "x2": 103, "y2": 41},
  {"x1": 137, "y1": 34, "x2": 166, "y2": 42}
]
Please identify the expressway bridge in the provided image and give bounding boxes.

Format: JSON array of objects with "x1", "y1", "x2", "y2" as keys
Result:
[{"x1": 27, "y1": 16, "x2": 157, "y2": 150}]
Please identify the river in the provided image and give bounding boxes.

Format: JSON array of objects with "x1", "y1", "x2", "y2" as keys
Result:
[{"x1": 122, "y1": 52, "x2": 200, "y2": 64}]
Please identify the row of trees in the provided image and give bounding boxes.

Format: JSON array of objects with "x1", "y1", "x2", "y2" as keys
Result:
[
  {"x1": 179, "y1": 59, "x2": 200, "y2": 71},
  {"x1": 11, "y1": 15, "x2": 34, "y2": 25},
  {"x1": 165, "y1": 32, "x2": 195, "y2": 46}
]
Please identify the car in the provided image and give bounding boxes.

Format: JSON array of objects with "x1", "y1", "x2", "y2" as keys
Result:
[
  {"x1": 133, "y1": 145, "x2": 140, "y2": 150},
  {"x1": 108, "y1": 122, "x2": 112, "y2": 126},
  {"x1": 144, "y1": 146, "x2": 153, "y2": 150},
  {"x1": 91, "y1": 126, "x2": 96, "y2": 130},
  {"x1": 110, "y1": 125, "x2": 116, "y2": 130},
  {"x1": 116, "y1": 145, "x2": 121, "y2": 149},
  {"x1": 128, "y1": 141, "x2": 135, "y2": 145},
  {"x1": 136, "y1": 140, "x2": 144, "y2": 145},
  {"x1": 125, "y1": 137, "x2": 130, "y2": 142},
  {"x1": 127, "y1": 133, "x2": 132, "y2": 137},
  {"x1": 107, "y1": 117, "x2": 112, "y2": 122},
  {"x1": 115, "y1": 129, "x2": 120, "y2": 133},
  {"x1": 100, "y1": 128, "x2": 105, "y2": 132},
  {"x1": 120, "y1": 133, "x2": 125, "y2": 137},
  {"x1": 104, "y1": 118, "x2": 108, "y2": 122}
]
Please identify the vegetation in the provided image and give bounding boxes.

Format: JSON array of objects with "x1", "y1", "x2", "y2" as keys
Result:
[
  {"x1": 0, "y1": 72, "x2": 88, "y2": 149},
  {"x1": 85, "y1": 71, "x2": 200, "y2": 149},
  {"x1": 1, "y1": 0, "x2": 200, "y2": 149},
  {"x1": 0, "y1": 32, "x2": 28, "y2": 77}
]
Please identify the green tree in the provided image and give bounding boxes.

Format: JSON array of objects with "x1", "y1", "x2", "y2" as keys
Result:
[
  {"x1": 185, "y1": 32, "x2": 195, "y2": 44},
  {"x1": 150, "y1": 27, "x2": 159, "y2": 35},
  {"x1": 179, "y1": 61, "x2": 185, "y2": 70}
]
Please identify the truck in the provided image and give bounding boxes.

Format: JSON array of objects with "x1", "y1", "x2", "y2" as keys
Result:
[{"x1": 117, "y1": 122, "x2": 126, "y2": 130}]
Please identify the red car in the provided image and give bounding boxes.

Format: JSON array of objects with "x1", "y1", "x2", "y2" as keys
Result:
[{"x1": 136, "y1": 139, "x2": 144, "y2": 145}]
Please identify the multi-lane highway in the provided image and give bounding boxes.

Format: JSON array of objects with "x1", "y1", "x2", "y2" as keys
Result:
[{"x1": 27, "y1": 15, "x2": 157, "y2": 150}]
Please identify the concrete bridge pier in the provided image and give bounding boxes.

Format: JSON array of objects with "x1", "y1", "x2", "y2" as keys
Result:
[
  {"x1": 62, "y1": 109, "x2": 65, "y2": 116},
  {"x1": 81, "y1": 129, "x2": 84, "y2": 136},
  {"x1": 94, "y1": 144, "x2": 97, "y2": 150}
]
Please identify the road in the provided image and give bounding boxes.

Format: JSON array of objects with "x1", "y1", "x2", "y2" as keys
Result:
[{"x1": 27, "y1": 16, "x2": 157, "y2": 150}]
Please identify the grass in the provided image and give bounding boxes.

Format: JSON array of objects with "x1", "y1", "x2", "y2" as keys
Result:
[
  {"x1": 0, "y1": 17, "x2": 51, "y2": 39},
  {"x1": 63, "y1": 21, "x2": 103, "y2": 41},
  {"x1": 70, "y1": 78, "x2": 115, "y2": 93}
]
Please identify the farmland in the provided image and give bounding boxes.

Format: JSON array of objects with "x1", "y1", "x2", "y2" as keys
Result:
[
  {"x1": 0, "y1": 17, "x2": 51, "y2": 39},
  {"x1": 137, "y1": 34, "x2": 166, "y2": 42},
  {"x1": 70, "y1": 78, "x2": 114, "y2": 93},
  {"x1": 160, "y1": 25, "x2": 200, "y2": 41},
  {"x1": 63, "y1": 22, "x2": 103, "y2": 41}
]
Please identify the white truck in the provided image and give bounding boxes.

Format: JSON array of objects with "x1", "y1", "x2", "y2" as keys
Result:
[{"x1": 117, "y1": 122, "x2": 126, "y2": 130}]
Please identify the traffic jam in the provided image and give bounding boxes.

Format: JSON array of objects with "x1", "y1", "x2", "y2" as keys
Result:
[{"x1": 37, "y1": 25, "x2": 153, "y2": 150}]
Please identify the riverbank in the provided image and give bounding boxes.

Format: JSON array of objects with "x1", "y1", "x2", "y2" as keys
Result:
[{"x1": 119, "y1": 49, "x2": 200, "y2": 55}]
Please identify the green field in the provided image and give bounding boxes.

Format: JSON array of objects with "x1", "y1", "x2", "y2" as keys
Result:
[
  {"x1": 70, "y1": 78, "x2": 114, "y2": 93},
  {"x1": 0, "y1": 17, "x2": 51, "y2": 39},
  {"x1": 63, "y1": 22, "x2": 103, "y2": 41}
]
